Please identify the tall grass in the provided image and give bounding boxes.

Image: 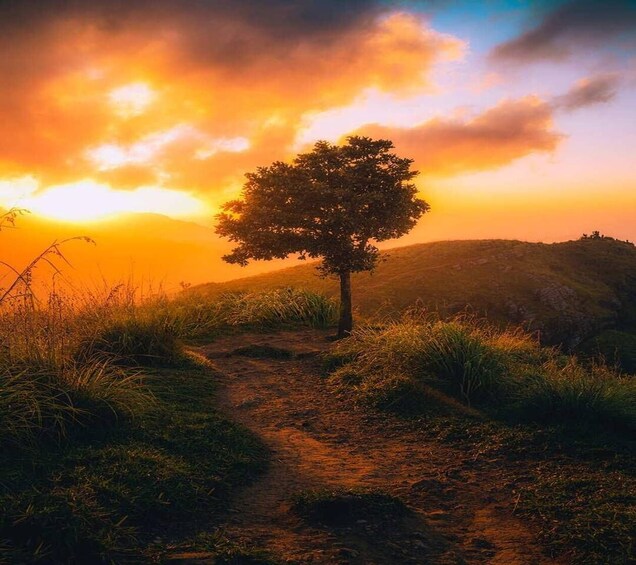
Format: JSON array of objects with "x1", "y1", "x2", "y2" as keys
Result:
[
  {"x1": 219, "y1": 288, "x2": 338, "y2": 329},
  {"x1": 329, "y1": 315, "x2": 636, "y2": 434},
  {"x1": 0, "y1": 360, "x2": 150, "y2": 448},
  {"x1": 2, "y1": 207, "x2": 335, "y2": 449},
  {"x1": 511, "y1": 360, "x2": 636, "y2": 432},
  {"x1": 1, "y1": 282, "x2": 337, "y2": 449}
]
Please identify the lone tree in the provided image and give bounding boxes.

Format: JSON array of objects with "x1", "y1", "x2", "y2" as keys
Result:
[{"x1": 215, "y1": 136, "x2": 429, "y2": 338}]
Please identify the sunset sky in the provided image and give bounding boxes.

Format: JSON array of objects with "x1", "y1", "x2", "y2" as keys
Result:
[{"x1": 1, "y1": 0, "x2": 636, "y2": 285}]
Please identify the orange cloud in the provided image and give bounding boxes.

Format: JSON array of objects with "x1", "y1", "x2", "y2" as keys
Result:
[
  {"x1": 354, "y1": 97, "x2": 563, "y2": 176},
  {"x1": 0, "y1": 3, "x2": 463, "y2": 204}
]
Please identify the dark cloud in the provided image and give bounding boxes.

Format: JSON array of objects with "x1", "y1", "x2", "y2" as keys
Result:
[
  {"x1": 0, "y1": 0, "x2": 386, "y2": 67},
  {"x1": 354, "y1": 97, "x2": 563, "y2": 176},
  {"x1": 491, "y1": 0, "x2": 636, "y2": 63},
  {"x1": 0, "y1": 0, "x2": 461, "y2": 191},
  {"x1": 552, "y1": 74, "x2": 620, "y2": 111}
]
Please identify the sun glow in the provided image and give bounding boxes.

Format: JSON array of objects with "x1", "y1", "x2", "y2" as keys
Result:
[
  {"x1": 109, "y1": 82, "x2": 156, "y2": 117},
  {"x1": 23, "y1": 180, "x2": 207, "y2": 222}
]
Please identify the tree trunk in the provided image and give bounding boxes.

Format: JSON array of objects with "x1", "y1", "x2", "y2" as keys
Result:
[{"x1": 337, "y1": 270, "x2": 353, "y2": 339}]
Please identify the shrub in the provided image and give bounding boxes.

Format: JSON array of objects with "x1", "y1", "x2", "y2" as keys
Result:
[
  {"x1": 0, "y1": 359, "x2": 151, "y2": 448},
  {"x1": 331, "y1": 318, "x2": 525, "y2": 407},
  {"x1": 330, "y1": 316, "x2": 635, "y2": 435},
  {"x1": 509, "y1": 360, "x2": 636, "y2": 433},
  {"x1": 75, "y1": 316, "x2": 184, "y2": 368},
  {"x1": 416, "y1": 322, "x2": 508, "y2": 404}
]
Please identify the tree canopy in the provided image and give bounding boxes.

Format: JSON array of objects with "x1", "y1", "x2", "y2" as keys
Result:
[{"x1": 215, "y1": 136, "x2": 429, "y2": 336}]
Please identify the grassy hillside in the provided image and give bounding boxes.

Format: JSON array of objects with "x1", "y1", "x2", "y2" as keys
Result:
[{"x1": 193, "y1": 238, "x2": 636, "y2": 349}]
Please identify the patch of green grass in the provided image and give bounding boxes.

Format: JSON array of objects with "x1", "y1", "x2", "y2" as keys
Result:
[
  {"x1": 329, "y1": 317, "x2": 635, "y2": 434},
  {"x1": 0, "y1": 357, "x2": 267, "y2": 563},
  {"x1": 75, "y1": 316, "x2": 185, "y2": 368},
  {"x1": 507, "y1": 360, "x2": 636, "y2": 433},
  {"x1": 328, "y1": 317, "x2": 636, "y2": 563},
  {"x1": 404, "y1": 410, "x2": 636, "y2": 565},
  {"x1": 577, "y1": 329, "x2": 636, "y2": 375},
  {"x1": 291, "y1": 488, "x2": 408, "y2": 527},
  {"x1": 173, "y1": 531, "x2": 280, "y2": 565},
  {"x1": 0, "y1": 359, "x2": 152, "y2": 449},
  {"x1": 521, "y1": 461, "x2": 636, "y2": 565},
  {"x1": 218, "y1": 288, "x2": 338, "y2": 330},
  {"x1": 328, "y1": 317, "x2": 530, "y2": 408}
]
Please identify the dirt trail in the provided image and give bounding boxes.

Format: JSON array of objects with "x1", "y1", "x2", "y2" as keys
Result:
[{"x1": 194, "y1": 329, "x2": 557, "y2": 564}]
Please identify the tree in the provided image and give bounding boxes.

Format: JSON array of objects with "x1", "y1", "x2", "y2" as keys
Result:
[{"x1": 215, "y1": 136, "x2": 429, "y2": 338}]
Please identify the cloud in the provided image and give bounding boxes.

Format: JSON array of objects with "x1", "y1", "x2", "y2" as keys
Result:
[
  {"x1": 0, "y1": 1, "x2": 463, "y2": 196},
  {"x1": 354, "y1": 97, "x2": 563, "y2": 176},
  {"x1": 491, "y1": 0, "x2": 636, "y2": 63},
  {"x1": 552, "y1": 74, "x2": 620, "y2": 111}
]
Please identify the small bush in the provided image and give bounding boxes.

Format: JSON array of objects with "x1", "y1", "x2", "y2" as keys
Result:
[
  {"x1": 75, "y1": 316, "x2": 184, "y2": 368},
  {"x1": 330, "y1": 317, "x2": 635, "y2": 435},
  {"x1": 0, "y1": 359, "x2": 151, "y2": 448},
  {"x1": 577, "y1": 330, "x2": 636, "y2": 375},
  {"x1": 416, "y1": 322, "x2": 508, "y2": 404},
  {"x1": 509, "y1": 360, "x2": 636, "y2": 433},
  {"x1": 332, "y1": 318, "x2": 527, "y2": 407}
]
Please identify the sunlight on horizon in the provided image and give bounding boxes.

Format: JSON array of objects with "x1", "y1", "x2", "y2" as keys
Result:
[
  {"x1": 22, "y1": 180, "x2": 207, "y2": 223},
  {"x1": 0, "y1": 0, "x2": 634, "y2": 281}
]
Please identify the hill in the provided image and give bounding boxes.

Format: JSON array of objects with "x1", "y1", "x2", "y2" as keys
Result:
[{"x1": 192, "y1": 238, "x2": 636, "y2": 348}]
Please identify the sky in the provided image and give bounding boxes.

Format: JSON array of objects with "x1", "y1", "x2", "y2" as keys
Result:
[{"x1": 1, "y1": 0, "x2": 636, "y2": 284}]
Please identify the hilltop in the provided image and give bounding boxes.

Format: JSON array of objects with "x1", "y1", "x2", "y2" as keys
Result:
[{"x1": 193, "y1": 238, "x2": 636, "y2": 348}]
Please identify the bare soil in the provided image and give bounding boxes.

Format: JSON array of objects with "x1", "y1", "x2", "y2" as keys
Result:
[{"x1": 180, "y1": 329, "x2": 561, "y2": 564}]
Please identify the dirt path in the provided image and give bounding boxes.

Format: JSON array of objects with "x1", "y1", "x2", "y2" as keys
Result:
[{"x1": 195, "y1": 329, "x2": 557, "y2": 564}]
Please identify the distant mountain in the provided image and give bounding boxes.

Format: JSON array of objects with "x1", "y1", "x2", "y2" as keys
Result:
[
  {"x1": 192, "y1": 238, "x2": 636, "y2": 348},
  {"x1": 1, "y1": 212, "x2": 291, "y2": 292}
]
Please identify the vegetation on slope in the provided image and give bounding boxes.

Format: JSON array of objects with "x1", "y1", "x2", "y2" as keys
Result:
[
  {"x1": 0, "y1": 284, "x2": 336, "y2": 561},
  {"x1": 327, "y1": 315, "x2": 635, "y2": 432},
  {"x1": 0, "y1": 358, "x2": 266, "y2": 563},
  {"x1": 195, "y1": 238, "x2": 636, "y2": 355}
]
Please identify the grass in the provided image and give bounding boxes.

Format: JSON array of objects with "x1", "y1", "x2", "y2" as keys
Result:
[
  {"x1": 0, "y1": 281, "x2": 337, "y2": 561},
  {"x1": 415, "y1": 412, "x2": 636, "y2": 565},
  {"x1": 193, "y1": 238, "x2": 636, "y2": 348},
  {"x1": 522, "y1": 459, "x2": 636, "y2": 564},
  {"x1": 75, "y1": 315, "x2": 185, "y2": 367},
  {"x1": 507, "y1": 359, "x2": 636, "y2": 432},
  {"x1": 0, "y1": 286, "x2": 337, "y2": 448},
  {"x1": 328, "y1": 315, "x2": 635, "y2": 434},
  {"x1": 0, "y1": 356, "x2": 267, "y2": 563},
  {"x1": 326, "y1": 315, "x2": 636, "y2": 563},
  {"x1": 0, "y1": 358, "x2": 151, "y2": 449},
  {"x1": 577, "y1": 329, "x2": 636, "y2": 374}
]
